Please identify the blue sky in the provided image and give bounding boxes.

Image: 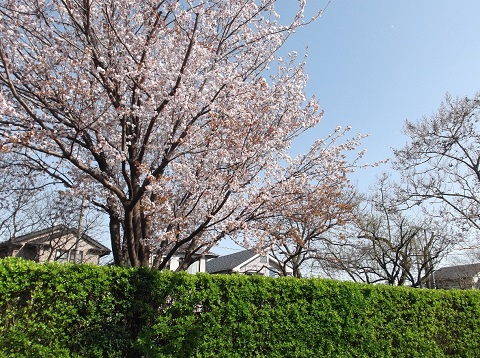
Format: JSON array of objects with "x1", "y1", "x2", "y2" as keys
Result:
[{"x1": 277, "y1": 0, "x2": 480, "y2": 190}]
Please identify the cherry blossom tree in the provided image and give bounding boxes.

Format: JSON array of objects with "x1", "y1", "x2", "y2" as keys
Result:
[
  {"x1": 0, "y1": 0, "x2": 361, "y2": 268},
  {"x1": 255, "y1": 127, "x2": 363, "y2": 278},
  {"x1": 264, "y1": 188, "x2": 357, "y2": 278}
]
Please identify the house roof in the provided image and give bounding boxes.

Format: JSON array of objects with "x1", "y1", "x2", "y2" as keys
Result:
[
  {"x1": 6, "y1": 224, "x2": 111, "y2": 256},
  {"x1": 206, "y1": 249, "x2": 258, "y2": 273},
  {"x1": 434, "y1": 263, "x2": 480, "y2": 281}
]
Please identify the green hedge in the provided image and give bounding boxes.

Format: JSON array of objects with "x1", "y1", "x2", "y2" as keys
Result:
[{"x1": 0, "y1": 258, "x2": 479, "y2": 357}]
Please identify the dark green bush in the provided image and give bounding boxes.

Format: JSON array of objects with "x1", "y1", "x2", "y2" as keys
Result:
[{"x1": 0, "y1": 258, "x2": 479, "y2": 357}]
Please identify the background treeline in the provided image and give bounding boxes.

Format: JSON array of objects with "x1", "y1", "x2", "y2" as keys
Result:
[{"x1": 0, "y1": 258, "x2": 479, "y2": 357}]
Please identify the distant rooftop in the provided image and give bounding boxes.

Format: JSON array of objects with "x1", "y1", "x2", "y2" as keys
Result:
[{"x1": 434, "y1": 263, "x2": 480, "y2": 281}]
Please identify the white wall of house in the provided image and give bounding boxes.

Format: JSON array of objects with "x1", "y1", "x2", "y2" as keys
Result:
[
  {"x1": 239, "y1": 255, "x2": 268, "y2": 274},
  {"x1": 168, "y1": 255, "x2": 207, "y2": 273},
  {"x1": 234, "y1": 255, "x2": 292, "y2": 276},
  {"x1": 235, "y1": 255, "x2": 285, "y2": 276},
  {"x1": 169, "y1": 256, "x2": 181, "y2": 271}
]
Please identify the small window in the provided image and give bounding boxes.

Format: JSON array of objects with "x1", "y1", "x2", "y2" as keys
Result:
[
  {"x1": 69, "y1": 250, "x2": 83, "y2": 263},
  {"x1": 260, "y1": 256, "x2": 268, "y2": 263},
  {"x1": 55, "y1": 249, "x2": 68, "y2": 263}
]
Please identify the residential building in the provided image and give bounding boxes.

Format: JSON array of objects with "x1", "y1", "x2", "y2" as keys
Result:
[
  {"x1": 154, "y1": 249, "x2": 218, "y2": 274},
  {"x1": 0, "y1": 225, "x2": 110, "y2": 264},
  {"x1": 206, "y1": 249, "x2": 292, "y2": 276},
  {"x1": 434, "y1": 263, "x2": 480, "y2": 289}
]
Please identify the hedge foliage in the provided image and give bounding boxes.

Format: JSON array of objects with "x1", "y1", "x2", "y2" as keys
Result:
[{"x1": 0, "y1": 258, "x2": 479, "y2": 357}]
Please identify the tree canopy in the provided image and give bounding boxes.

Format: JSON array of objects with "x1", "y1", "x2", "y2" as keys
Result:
[
  {"x1": 395, "y1": 93, "x2": 480, "y2": 233},
  {"x1": 0, "y1": 0, "x2": 364, "y2": 268}
]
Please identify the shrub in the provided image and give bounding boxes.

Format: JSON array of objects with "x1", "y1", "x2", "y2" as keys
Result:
[{"x1": 0, "y1": 258, "x2": 479, "y2": 357}]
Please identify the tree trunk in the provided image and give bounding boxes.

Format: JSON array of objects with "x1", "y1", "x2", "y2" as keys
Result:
[
  {"x1": 109, "y1": 215, "x2": 125, "y2": 266},
  {"x1": 293, "y1": 266, "x2": 303, "y2": 278},
  {"x1": 124, "y1": 209, "x2": 140, "y2": 267}
]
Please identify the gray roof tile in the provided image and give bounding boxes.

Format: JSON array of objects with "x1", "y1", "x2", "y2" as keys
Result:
[
  {"x1": 206, "y1": 249, "x2": 257, "y2": 273},
  {"x1": 434, "y1": 263, "x2": 480, "y2": 281}
]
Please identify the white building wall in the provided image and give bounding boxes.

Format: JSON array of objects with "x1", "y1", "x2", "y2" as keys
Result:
[
  {"x1": 239, "y1": 255, "x2": 270, "y2": 275},
  {"x1": 169, "y1": 256, "x2": 181, "y2": 271},
  {"x1": 199, "y1": 258, "x2": 206, "y2": 273}
]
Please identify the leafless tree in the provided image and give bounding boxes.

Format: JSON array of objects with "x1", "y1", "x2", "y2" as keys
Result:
[
  {"x1": 394, "y1": 92, "x2": 480, "y2": 233},
  {"x1": 0, "y1": 153, "x2": 107, "y2": 261},
  {"x1": 318, "y1": 174, "x2": 458, "y2": 287},
  {"x1": 0, "y1": 154, "x2": 43, "y2": 240}
]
